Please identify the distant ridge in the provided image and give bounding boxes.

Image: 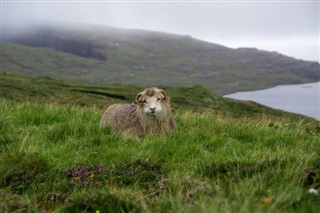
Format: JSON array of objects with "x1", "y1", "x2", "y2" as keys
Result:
[{"x1": 2, "y1": 23, "x2": 319, "y2": 95}]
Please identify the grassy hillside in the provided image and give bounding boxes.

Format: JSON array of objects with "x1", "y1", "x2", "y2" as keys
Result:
[
  {"x1": 1, "y1": 72, "x2": 314, "y2": 119},
  {"x1": 1, "y1": 73, "x2": 320, "y2": 212},
  {"x1": 3, "y1": 23, "x2": 320, "y2": 95}
]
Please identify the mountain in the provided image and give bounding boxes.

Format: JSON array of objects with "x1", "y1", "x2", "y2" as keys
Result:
[{"x1": 2, "y1": 23, "x2": 319, "y2": 95}]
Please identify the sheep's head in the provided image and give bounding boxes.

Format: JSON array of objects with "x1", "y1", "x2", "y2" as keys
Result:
[{"x1": 134, "y1": 87, "x2": 171, "y2": 116}]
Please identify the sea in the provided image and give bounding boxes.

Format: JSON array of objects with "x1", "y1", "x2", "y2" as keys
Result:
[{"x1": 224, "y1": 81, "x2": 320, "y2": 120}]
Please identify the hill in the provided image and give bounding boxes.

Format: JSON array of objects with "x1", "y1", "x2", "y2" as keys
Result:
[
  {"x1": 0, "y1": 72, "x2": 315, "y2": 119},
  {"x1": 1, "y1": 73, "x2": 320, "y2": 212},
  {"x1": 2, "y1": 23, "x2": 320, "y2": 95}
]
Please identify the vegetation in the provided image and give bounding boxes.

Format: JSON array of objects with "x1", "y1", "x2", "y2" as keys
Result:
[
  {"x1": 1, "y1": 73, "x2": 319, "y2": 212},
  {"x1": 3, "y1": 23, "x2": 319, "y2": 95}
]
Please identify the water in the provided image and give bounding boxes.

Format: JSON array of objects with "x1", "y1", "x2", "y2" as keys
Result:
[{"x1": 224, "y1": 82, "x2": 320, "y2": 120}]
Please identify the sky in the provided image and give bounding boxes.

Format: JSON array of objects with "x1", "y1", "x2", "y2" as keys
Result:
[{"x1": 1, "y1": 0, "x2": 319, "y2": 62}]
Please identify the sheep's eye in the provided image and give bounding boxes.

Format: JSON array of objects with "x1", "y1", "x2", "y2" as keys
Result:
[
  {"x1": 143, "y1": 100, "x2": 148, "y2": 103},
  {"x1": 157, "y1": 98, "x2": 161, "y2": 101}
]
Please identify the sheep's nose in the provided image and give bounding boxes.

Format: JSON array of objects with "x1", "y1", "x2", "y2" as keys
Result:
[{"x1": 150, "y1": 107, "x2": 156, "y2": 113}]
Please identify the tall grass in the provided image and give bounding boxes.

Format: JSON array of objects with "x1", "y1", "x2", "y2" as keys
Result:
[{"x1": 1, "y1": 98, "x2": 319, "y2": 212}]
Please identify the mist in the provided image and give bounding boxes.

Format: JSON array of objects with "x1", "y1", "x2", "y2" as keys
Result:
[{"x1": 2, "y1": 1, "x2": 319, "y2": 62}]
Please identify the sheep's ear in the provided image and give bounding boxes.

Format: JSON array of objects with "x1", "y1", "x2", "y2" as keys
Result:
[
  {"x1": 159, "y1": 89, "x2": 170, "y2": 102},
  {"x1": 134, "y1": 92, "x2": 143, "y2": 105}
]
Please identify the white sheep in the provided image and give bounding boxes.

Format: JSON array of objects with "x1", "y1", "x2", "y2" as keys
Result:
[{"x1": 100, "y1": 87, "x2": 176, "y2": 137}]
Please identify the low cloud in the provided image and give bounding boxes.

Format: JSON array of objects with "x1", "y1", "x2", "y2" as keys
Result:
[{"x1": 2, "y1": 1, "x2": 319, "y2": 61}]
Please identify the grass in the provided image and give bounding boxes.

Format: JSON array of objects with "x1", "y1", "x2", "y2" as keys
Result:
[
  {"x1": 1, "y1": 73, "x2": 320, "y2": 212},
  {"x1": 0, "y1": 72, "x2": 313, "y2": 119}
]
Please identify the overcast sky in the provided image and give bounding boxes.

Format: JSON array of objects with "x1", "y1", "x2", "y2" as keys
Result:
[{"x1": 2, "y1": 1, "x2": 319, "y2": 62}]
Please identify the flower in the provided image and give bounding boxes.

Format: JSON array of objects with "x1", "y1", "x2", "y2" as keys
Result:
[
  {"x1": 74, "y1": 176, "x2": 81, "y2": 185},
  {"x1": 262, "y1": 197, "x2": 272, "y2": 207},
  {"x1": 186, "y1": 190, "x2": 195, "y2": 198},
  {"x1": 90, "y1": 174, "x2": 94, "y2": 182},
  {"x1": 159, "y1": 181, "x2": 165, "y2": 190},
  {"x1": 308, "y1": 188, "x2": 318, "y2": 196},
  {"x1": 83, "y1": 197, "x2": 89, "y2": 203}
]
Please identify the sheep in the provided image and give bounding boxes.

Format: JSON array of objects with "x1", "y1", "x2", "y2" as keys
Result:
[{"x1": 100, "y1": 87, "x2": 176, "y2": 137}]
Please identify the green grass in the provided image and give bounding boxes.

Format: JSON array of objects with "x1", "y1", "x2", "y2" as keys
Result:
[
  {"x1": 1, "y1": 73, "x2": 320, "y2": 212},
  {"x1": 1, "y1": 72, "x2": 313, "y2": 119}
]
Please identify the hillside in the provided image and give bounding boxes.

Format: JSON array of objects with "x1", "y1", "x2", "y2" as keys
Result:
[
  {"x1": 0, "y1": 72, "x2": 315, "y2": 119},
  {"x1": 2, "y1": 23, "x2": 320, "y2": 95},
  {"x1": 1, "y1": 73, "x2": 320, "y2": 212}
]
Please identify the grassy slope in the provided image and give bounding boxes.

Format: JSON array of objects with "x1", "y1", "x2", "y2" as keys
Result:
[
  {"x1": 1, "y1": 72, "x2": 314, "y2": 119},
  {"x1": 3, "y1": 24, "x2": 320, "y2": 95},
  {"x1": 1, "y1": 73, "x2": 320, "y2": 212}
]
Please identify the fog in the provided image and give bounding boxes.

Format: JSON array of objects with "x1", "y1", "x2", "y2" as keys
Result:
[{"x1": 2, "y1": 1, "x2": 319, "y2": 62}]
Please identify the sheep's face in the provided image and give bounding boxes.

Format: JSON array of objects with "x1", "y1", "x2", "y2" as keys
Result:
[
  {"x1": 135, "y1": 88, "x2": 170, "y2": 116},
  {"x1": 141, "y1": 96, "x2": 164, "y2": 115}
]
